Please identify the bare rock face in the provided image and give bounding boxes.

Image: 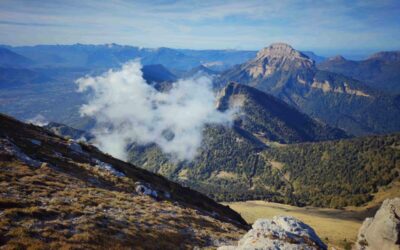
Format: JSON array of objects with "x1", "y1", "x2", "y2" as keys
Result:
[
  {"x1": 218, "y1": 216, "x2": 327, "y2": 250},
  {"x1": 355, "y1": 198, "x2": 400, "y2": 250},
  {"x1": 247, "y1": 43, "x2": 314, "y2": 79}
]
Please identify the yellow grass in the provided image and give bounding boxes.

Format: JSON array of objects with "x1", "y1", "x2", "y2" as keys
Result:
[
  {"x1": 223, "y1": 200, "x2": 364, "y2": 250},
  {"x1": 346, "y1": 179, "x2": 400, "y2": 213}
]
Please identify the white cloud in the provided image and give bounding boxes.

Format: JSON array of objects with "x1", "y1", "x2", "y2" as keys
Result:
[
  {"x1": 27, "y1": 114, "x2": 48, "y2": 126},
  {"x1": 76, "y1": 60, "x2": 235, "y2": 161}
]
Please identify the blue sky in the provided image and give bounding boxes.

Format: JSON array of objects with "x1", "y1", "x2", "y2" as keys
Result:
[{"x1": 0, "y1": 0, "x2": 399, "y2": 57}]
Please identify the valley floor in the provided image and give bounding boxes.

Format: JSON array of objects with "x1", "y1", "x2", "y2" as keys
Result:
[{"x1": 223, "y1": 200, "x2": 365, "y2": 250}]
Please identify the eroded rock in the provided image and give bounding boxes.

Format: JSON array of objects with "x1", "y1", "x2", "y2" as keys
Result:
[
  {"x1": 219, "y1": 216, "x2": 326, "y2": 250},
  {"x1": 355, "y1": 198, "x2": 400, "y2": 250}
]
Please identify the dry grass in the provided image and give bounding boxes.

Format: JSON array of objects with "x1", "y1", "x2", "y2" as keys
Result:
[
  {"x1": 223, "y1": 200, "x2": 365, "y2": 250},
  {"x1": 0, "y1": 160, "x2": 244, "y2": 249},
  {"x1": 0, "y1": 114, "x2": 247, "y2": 249}
]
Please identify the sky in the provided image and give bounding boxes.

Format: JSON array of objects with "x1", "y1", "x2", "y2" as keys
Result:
[{"x1": 0, "y1": 0, "x2": 399, "y2": 57}]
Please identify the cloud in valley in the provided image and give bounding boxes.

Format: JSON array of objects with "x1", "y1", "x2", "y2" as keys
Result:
[{"x1": 76, "y1": 61, "x2": 235, "y2": 161}]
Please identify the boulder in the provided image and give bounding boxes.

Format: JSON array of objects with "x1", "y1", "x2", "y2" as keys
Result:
[
  {"x1": 135, "y1": 182, "x2": 158, "y2": 198},
  {"x1": 355, "y1": 198, "x2": 400, "y2": 250},
  {"x1": 218, "y1": 216, "x2": 326, "y2": 250}
]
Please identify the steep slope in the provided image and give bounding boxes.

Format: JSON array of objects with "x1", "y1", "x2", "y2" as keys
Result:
[
  {"x1": 217, "y1": 82, "x2": 347, "y2": 143},
  {"x1": 0, "y1": 113, "x2": 248, "y2": 249},
  {"x1": 43, "y1": 122, "x2": 93, "y2": 141},
  {"x1": 127, "y1": 83, "x2": 347, "y2": 204},
  {"x1": 318, "y1": 51, "x2": 400, "y2": 93},
  {"x1": 141, "y1": 64, "x2": 177, "y2": 83},
  {"x1": 217, "y1": 43, "x2": 400, "y2": 136}
]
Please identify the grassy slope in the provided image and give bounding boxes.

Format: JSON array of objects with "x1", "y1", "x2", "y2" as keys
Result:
[{"x1": 0, "y1": 114, "x2": 248, "y2": 249}]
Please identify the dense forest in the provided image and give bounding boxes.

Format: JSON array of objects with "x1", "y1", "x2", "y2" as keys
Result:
[
  {"x1": 129, "y1": 132, "x2": 400, "y2": 208},
  {"x1": 266, "y1": 133, "x2": 400, "y2": 207}
]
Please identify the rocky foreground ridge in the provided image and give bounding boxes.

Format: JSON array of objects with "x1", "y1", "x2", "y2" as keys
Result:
[
  {"x1": 0, "y1": 113, "x2": 248, "y2": 249},
  {"x1": 356, "y1": 198, "x2": 400, "y2": 250},
  {"x1": 218, "y1": 198, "x2": 400, "y2": 250}
]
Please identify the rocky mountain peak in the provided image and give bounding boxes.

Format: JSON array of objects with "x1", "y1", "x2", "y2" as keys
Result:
[
  {"x1": 245, "y1": 43, "x2": 314, "y2": 79},
  {"x1": 256, "y1": 43, "x2": 310, "y2": 61},
  {"x1": 328, "y1": 55, "x2": 346, "y2": 61}
]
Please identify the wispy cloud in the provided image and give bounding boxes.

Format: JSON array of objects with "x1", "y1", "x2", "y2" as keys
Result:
[{"x1": 0, "y1": 0, "x2": 399, "y2": 52}]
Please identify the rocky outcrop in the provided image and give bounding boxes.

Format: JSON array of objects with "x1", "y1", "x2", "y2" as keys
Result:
[
  {"x1": 246, "y1": 43, "x2": 314, "y2": 79},
  {"x1": 355, "y1": 198, "x2": 400, "y2": 250},
  {"x1": 218, "y1": 42, "x2": 400, "y2": 136},
  {"x1": 218, "y1": 216, "x2": 327, "y2": 250}
]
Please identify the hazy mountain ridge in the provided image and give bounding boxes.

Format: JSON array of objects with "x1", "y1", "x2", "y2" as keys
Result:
[
  {"x1": 318, "y1": 51, "x2": 400, "y2": 94},
  {"x1": 0, "y1": 47, "x2": 33, "y2": 68},
  {"x1": 217, "y1": 43, "x2": 400, "y2": 136},
  {"x1": 2, "y1": 44, "x2": 256, "y2": 72}
]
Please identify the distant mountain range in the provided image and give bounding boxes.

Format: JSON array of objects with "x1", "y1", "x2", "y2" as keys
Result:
[
  {"x1": 0, "y1": 47, "x2": 33, "y2": 67},
  {"x1": 0, "y1": 44, "x2": 257, "y2": 72},
  {"x1": 217, "y1": 43, "x2": 400, "y2": 136},
  {"x1": 1, "y1": 42, "x2": 399, "y2": 136},
  {"x1": 318, "y1": 52, "x2": 400, "y2": 93}
]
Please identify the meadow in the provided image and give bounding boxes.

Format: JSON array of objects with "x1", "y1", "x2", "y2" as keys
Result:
[{"x1": 224, "y1": 200, "x2": 364, "y2": 249}]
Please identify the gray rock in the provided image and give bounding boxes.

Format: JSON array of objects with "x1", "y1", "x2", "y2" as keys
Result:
[
  {"x1": 0, "y1": 138, "x2": 42, "y2": 167},
  {"x1": 355, "y1": 198, "x2": 400, "y2": 250},
  {"x1": 135, "y1": 182, "x2": 158, "y2": 198},
  {"x1": 218, "y1": 216, "x2": 327, "y2": 250}
]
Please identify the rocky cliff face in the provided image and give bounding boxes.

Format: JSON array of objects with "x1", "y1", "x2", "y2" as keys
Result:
[
  {"x1": 217, "y1": 43, "x2": 400, "y2": 136},
  {"x1": 318, "y1": 51, "x2": 400, "y2": 94},
  {"x1": 218, "y1": 216, "x2": 327, "y2": 250},
  {"x1": 246, "y1": 43, "x2": 315, "y2": 79},
  {"x1": 355, "y1": 198, "x2": 400, "y2": 250}
]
